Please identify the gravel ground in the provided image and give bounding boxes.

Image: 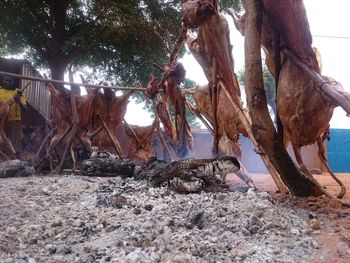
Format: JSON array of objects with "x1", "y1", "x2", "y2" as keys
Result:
[{"x1": 0, "y1": 175, "x2": 321, "y2": 263}]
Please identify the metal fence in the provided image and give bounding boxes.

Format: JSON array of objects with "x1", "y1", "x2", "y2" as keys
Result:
[{"x1": 20, "y1": 63, "x2": 51, "y2": 120}]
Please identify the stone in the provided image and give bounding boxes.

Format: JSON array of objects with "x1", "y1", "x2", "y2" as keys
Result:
[
  {"x1": 105, "y1": 224, "x2": 116, "y2": 232},
  {"x1": 61, "y1": 246, "x2": 72, "y2": 254},
  {"x1": 110, "y1": 195, "x2": 128, "y2": 208},
  {"x1": 290, "y1": 228, "x2": 301, "y2": 235},
  {"x1": 247, "y1": 188, "x2": 256, "y2": 196},
  {"x1": 96, "y1": 224, "x2": 104, "y2": 230},
  {"x1": 329, "y1": 198, "x2": 342, "y2": 209},
  {"x1": 126, "y1": 249, "x2": 142, "y2": 263},
  {"x1": 46, "y1": 244, "x2": 57, "y2": 254},
  {"x1": 311, "y1": 240, "x2": 319, "y2": 249},
  {"x1": 72, "y1": 219, "x2": 85, "y2": 228},
  {"x1": 51, "y1": 220, "x2": 63, "y2": 227},
  {"x1": 310, "y1": 219, "x2": 321, "y2": 230},
  {"x1": 144, "y1": 204, "x2": 154, "y2": 211},
  {"x1": 133, "y1": 208, "x2": 142, "y2": 215},
  {"x1": 257, "y1": 192, "x2": 270, "y2": 200},
  {"x1": 255, "y1": 201, "x2": 271, "y2": 209},
  {"x1": 308, "y1": 213, "x2": 317, "y2": 219},
  {"x1": 217, "y1": 194, "x2": 226, "y2": 201}
]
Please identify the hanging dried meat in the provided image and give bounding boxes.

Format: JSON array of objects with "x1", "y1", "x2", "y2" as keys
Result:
[
  {"x1": 123, "y1": 121, "x2": 156, "y2": 164},
  {"x1": 45, "y1": 83, "x2": 95, "y2": 160},
  {"x1": 146, "y1": 58, "x2": 193, "y2": 159},
  {"x1": 232, "y1": 0, "x2": 349, "y2": 199},
  {"x1": 146, "y1": 76, "x2": 177, "y2": 146},
  {"x1": 182, "y1": 0, "x2": 246, "y2": 158},
  {"x1": 90, "y1": 88, "x2": 133, "y2": 155},
  {"x1": 163, "y1": 62, "x2": 193, "y2": 158}
]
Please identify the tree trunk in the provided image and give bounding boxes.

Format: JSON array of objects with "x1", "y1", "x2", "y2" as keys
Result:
[
  {"x1": 51, "y1": 63, "x2": 66, "y2": 81},
  {"x1": 243, "y1": 0, "x2": 321, "y2": 196},
  {"x1": 48, "y1": 0, "x2": 70, "y2": 91},
  {"x1": 49, "y1": 57, "x2": 67, "y2": 92}
]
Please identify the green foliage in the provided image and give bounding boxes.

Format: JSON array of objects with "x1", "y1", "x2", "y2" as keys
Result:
[
  {"x1": 0, "y1": 1, "x2": 93, "y2": 67},
  {"x1": 183, "y1": 78, "x2": 201, "y2": 128},
  {"x1": 219, "y1": 0, "x2": 242, "y2": 12},
  {"x1": 0, "y1": 0, "x2": 182, "y2": 84},
  {"x1": 84, "y1": 0, "x2": 184, "y2": 86}
]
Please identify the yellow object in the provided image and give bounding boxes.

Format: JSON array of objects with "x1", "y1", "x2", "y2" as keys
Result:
[{"x1": 0, "y1": 87, "x2": 26, "y2": 121}]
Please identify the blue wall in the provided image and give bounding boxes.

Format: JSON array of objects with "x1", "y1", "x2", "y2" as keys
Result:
[{"x1": 328, "y1": 129, "x2": 350, "y2": 172}]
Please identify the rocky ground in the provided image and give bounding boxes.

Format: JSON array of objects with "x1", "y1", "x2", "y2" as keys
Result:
[{"x1": 1, "y1": 173, "x2": 349, "y2": 263}]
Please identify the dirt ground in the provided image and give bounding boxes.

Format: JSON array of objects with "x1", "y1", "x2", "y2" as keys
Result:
[{"x1": 230, "y1": 173, "x2": 350, "y2": 263}]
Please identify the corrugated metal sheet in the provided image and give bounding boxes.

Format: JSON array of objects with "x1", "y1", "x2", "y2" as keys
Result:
[
  {"x1": 20, "y1": 63, "x2": 51, "y2": 120},
  {"x1": 327, "y1": 129, "x2": 350, "y2": 172}
]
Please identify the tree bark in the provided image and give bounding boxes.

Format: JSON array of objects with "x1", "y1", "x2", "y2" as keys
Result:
[
  {"x1": 47, "y1": 0, "x2": 73, "y2": 92},
  {"x1": 49, "y1": 57, "x2": 68, "y2": 92},
  {"x1": 243, "y1": 0, "x2": 320, "y2": 196}
]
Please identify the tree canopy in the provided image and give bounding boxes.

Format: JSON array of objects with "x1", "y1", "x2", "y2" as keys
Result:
[
  {"x1": 0, "y1": 0, "x2": 182, "y2": 85},
  {"x1": 0, "y1": 0, "x2": 240, "y2": 86}
]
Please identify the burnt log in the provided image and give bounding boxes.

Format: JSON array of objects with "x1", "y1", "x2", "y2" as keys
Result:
[
  {"x1": 143, "y1": 156, "x2": 241, "y2": 193},
  {"x1": 80, "y1": 158, "x2": 135, "y2": 177},
  {"x1": 134, "y1": 156, "x2": 168, "y2": 180},
  {"x1": 0, "y1": 160, "x2": 35, "y2": 178}
]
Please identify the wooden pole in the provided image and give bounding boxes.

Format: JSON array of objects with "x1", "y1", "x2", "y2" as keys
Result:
[
  {"x1": 87, "y1": 125, "x2": 103, "y2": 139},
  {"x1": 34, "y1": 128, "x2": 56, "y2": 161},
  {"x1": 56, "y1": 73, "x2": 80, "y2": 174},
  {"x1": 122, "y1": 118, "x2": 151, "y2": 152},
  {"x1": 153, "y1": 102, "x2": 174, "y2": 162},
  {"x1": 169, "y1": 26, "x2": 188, "y2": 62},
  {"x1": 0, "y1": 71, "x2": 147, "y2": 92},
  {"x1": 122, "y1": 118, "x2": 143, "y2": 146},
  {"x1": 56, "y1": 124, "x2": 78, "y2": 174},
  {"x1": 0, "y1": 149, "x2": 9, "y2": 160},
  {"x1": 98, "y1": 115, "x2": 123, "y2": 158},
  {"x1": 34, "y1": 125, "x2": 72, "y2": 169},
  {"x1": 219, "y1": 81, "x2": 288, "y2": 193},
  {"x1": 184, "y1": 97, "x2": 214, "y2": 135}
]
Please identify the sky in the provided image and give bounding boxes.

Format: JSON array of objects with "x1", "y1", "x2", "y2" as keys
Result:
[{"x1": 125, "y1": 0, "x2": 350, "y2": 129}]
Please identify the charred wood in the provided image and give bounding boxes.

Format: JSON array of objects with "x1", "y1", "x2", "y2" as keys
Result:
[
  {"x1": 80, "y1": 158, "x2": 135, "y2": 178},
  {"x1": 143, "y1": 156, "x2": 240, "y2": 194},
  {"x1": 0, "y1": 160, "x2": 35, "y2": 178}
]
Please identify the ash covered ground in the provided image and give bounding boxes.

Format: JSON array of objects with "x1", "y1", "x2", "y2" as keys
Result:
[{"x1": 0, "y1": 174, "x2": 334, "y2": 263}]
